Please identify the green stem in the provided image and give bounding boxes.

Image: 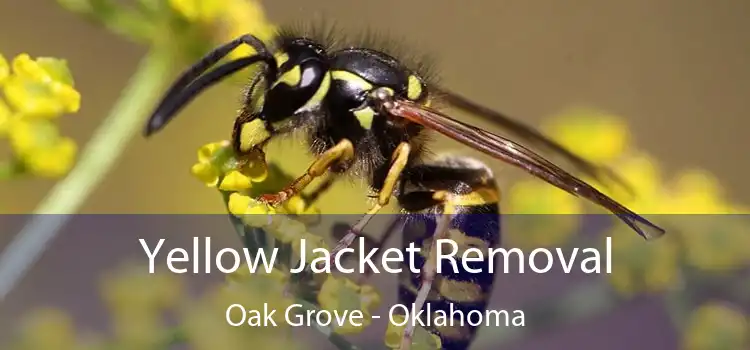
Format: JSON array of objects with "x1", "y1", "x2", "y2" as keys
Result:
[
  {"x1": 0, "y1": 159, "x2": 22, "y2": 179},
  {"x1": 0, "y1": 49, "x2": 174, "y2": 301}
]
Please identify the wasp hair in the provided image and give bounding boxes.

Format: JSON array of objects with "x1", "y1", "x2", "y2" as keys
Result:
[{"x1": 274, "y1": 19, "x2": 439, "y2": 88}]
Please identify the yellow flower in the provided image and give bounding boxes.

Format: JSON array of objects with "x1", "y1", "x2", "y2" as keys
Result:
[
  {"x1": 99, "y1": 265, "x2": 184, "y2": 348},
  {"x1": 0, "y1": 53, "x2": 8, "y2": 84},
  {"x1": 101, "y1": 264, "x2": 184, "y2": 313},
  {"x1": 317, "y1": 275, "x2": 381, "y2": 334},
  {"x1": 0, "y1": 98, "x2": 11, "y2": 135},
  {"x1": 505, "y1": 179, "x2": 582, "y2": 248},
  {"x1": 3, "y1": 54, "x2": 80, "y2": 118},
  {"x1": 227, "y1": 192, "x2": 277, "y2": 228},
  {"x1": 7, "y1": 118, "x2": 77, "y2": 177},
  {"x1": 677, "y1": 214, "x2": 750, "y2": 272},
  {"x1": 223, "y1": 268, "x2": 292, "y2": 315},
  {"x1": 183, "y1": 279, "x2": 298, "y2": 350},
  {"x1": 604, "y1": 153, "x2": 663, "y2": 210},
  {"x1": 684, "y1": 302, "x2": 748, "y2": 350},
  {"x1": 542, "y1": 107, "x2": 631, "y2": 164},
  {"x1": 215, "y1": 0, "x2": 277, "y2": 60},
  {"x1": 190, "y1": 140, "x2": 268, "y2": 190},
  {"x1": 17, "y1": 308, "x2": 77, "y2": 350},
  {"x1": 663, "y1": 169, "x2": 731, "y2": 214},
  {"x1": 169, "y1": 0, "x2": 225, "y2": 23},
  {"x1": 270, "y1": 216, "x2": 308, "y2": 243},
  {"x1": 227, "y1": 265, "x2": 289, "y2": 286},
  {"x1": 384, "y1": 314, "x2": 442, "y2": 350},
  {"x1": 606, "y1": 226, "x2": 680, "y2": 296}
]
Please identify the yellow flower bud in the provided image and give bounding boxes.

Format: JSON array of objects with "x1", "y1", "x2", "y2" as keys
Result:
[
  {"x1": 270, "y1": 216, "x2": 308, "y2": 243},
  {"x1": 283, "y1": 196, "x2": 307, "y2": 215},
  {"x1": 19, "y1": 308, "x2": 77, "y2": 350},
  {"x1": 227, "y1": 193, "x2": 253, "y2": 216},
  {"x1": 684, "y1": 302, "x2": 748, "y2": 350},
  {"x1": 197, "y1": 141, "x2": 227, "y2": 163},
  {"x1": 191, "y1": 162, "x2": 220, "y2": 187},
  {"x1": 384, "y1": 314, "x2": 442, "y2": 350},
  {"x1": 0, "y1": 99, "x2": 11, "y2": 135},
  {"x1": 169, "y1": 0, "x2": 225, "y2": 22},
  {"x1": 4, "y1": 54, "x2": 80, "y2": 118},
  {"x1": 219, "y1": 170, "x2": 253, "y2": 191},
  {"x1": 542, "y1": 107, "x2": 630, "y2": 163},
  {"x1": 7, "y1": 118, "x2": 78, "y2": 177},
  {"x1": 0, "y1": 54, "x2": 8, "y2": 85},
  {"x1": 23, "y1": 137, "x2": 77, "y2": 178},
  {"x1": 606, "y1": 227, "x2": 680, "y2": 296},
  {"x1": 317, "y1": 275, "x2": 381, "y2": 335},
  {"x1": 505, "y1": 179, "x2": 582, "y2": 248}
]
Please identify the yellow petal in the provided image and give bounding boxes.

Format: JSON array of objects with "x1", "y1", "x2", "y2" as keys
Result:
[
  {"x1": 227, "y1": 193, "x2": 253, "y2": 216},
  {"x1": 271, "y1": 217, "x2": 307, "y2": 243},
  {"x1": 0, "y1": 99, "x2": 11, "y2": 135},
  {"x1": 0, "y1": 54, "x2": 8, "y2": 85},
  {"x1": 8, "y1": 118, "x2": 61, "y2": 155},
  {"x1": 506, "y1": 180, "x2": 582, "y2": 215},
  {"x1": 24, "y1": 137, "x2": 77, "y2": 178},
  {"x1": 543, "y1": 107, "x2": 631, "y2": 163},
  {"x1": 684, "y1": 302, "x2": 748, "y2": 350},
  {"x1": 12, "y1": 53, "x2": 51, "y2": 81},
  {"x1": 219, "y1": 170, "x2": 253, "y2": 191},
  {"x1": 384, "y1": 314, "x2": 442, "y2": 349},
  {"x1": 197, "y1": 141, "x2": 228, "y2": 163},
  {"x1": 190, "y1": 162, "x2": 220, "y2": 187},
  {"x1": 665, "y1": 169, "x2": 729, "y2": 214},
  {"x1": 169, "y1": 0, "x2": 224, "y2": 22},
  {"x1": 220, "y1": 0, "x2": 277, "y2": 60},
  {"x1": 283, "y1": 196, "x2": 307, "y2": 215},
  {"x1": 20, "y1": 308, "x2": 77, "y2": 350},
  {"x1": 3, "y1": 75, "x2": 75, "y2": 118}
]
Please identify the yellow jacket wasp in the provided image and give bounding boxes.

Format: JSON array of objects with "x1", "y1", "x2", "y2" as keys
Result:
[{"x1": 144, "y1": 24, "x2": 665, "y2": 350}]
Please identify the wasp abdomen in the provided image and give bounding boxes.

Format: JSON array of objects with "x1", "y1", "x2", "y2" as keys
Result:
[{"x1": 397, "y1": 156, "x2": 501, "y2": 350}]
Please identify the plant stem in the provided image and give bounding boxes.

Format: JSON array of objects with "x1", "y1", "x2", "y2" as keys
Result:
[{"x1": 0, "y1": 49, "x2": 174, "y2": 301}]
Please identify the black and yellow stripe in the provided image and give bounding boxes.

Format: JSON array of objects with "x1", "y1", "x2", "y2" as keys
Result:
[{"x1": 398, "y1": 158, "x2": 501, "y2": 350}]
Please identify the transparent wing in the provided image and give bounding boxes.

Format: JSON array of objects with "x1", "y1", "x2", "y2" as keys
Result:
[
  {"x1": 435, "y1": 88, "x2": 634, "y2": 195},
  {"x1": 384, "y1": 98, "x2": 665, "y2": 240}
]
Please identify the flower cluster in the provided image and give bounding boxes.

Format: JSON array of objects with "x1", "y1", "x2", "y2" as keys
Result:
[
  {"x1": 58, "y1": 0, "x2": 277, "y2": 66},
  {"x1": 189, "y1": 140, "x2": 442, "y2": 348},
  {"x1": 3, "y1": 263, "x2": 299, "y2": 350},
  {"x1": 0, "y1": 53, "x2": 80, "y2": 179},
  {"x1": 683, "y1": 302, "x2": 748, "y2": 350}
]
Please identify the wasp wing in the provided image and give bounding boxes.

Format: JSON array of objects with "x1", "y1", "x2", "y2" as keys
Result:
[
  {"x1": 384, "y1": 98, "x2": 665, "y2": 240},
  {"x1": 434, "y1": 88, "x2": 634, "y2": 196}
]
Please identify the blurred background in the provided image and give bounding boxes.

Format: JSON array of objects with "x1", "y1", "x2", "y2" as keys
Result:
[{"x1": 0, "y1": 0, "x2": 748, "y2": 349}]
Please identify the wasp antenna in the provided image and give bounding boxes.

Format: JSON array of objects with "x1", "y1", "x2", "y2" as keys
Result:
[
  {"x1": 144, "y1": 56, "x2": 272, "y2": 136},
  {"x1": 144, "y1": 34, "x2": 277, "y2": 137}
]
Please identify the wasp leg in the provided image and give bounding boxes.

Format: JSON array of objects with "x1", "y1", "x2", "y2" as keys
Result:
[
  {"x1": 329, "y1": 142, "x2": 412, "y2": 259},
  {"x1": 259, "y1": 139, "x2": 355, "y2": 205},
  {"x1": 400, "y1": 196, "x2": 455, "y2": 350},
  {"x1": 397, "y1": 156, "x2": 501, "y2": 350},
  {"x1": 301, "y1": 173, "x2": 340, "y2": 208}
]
